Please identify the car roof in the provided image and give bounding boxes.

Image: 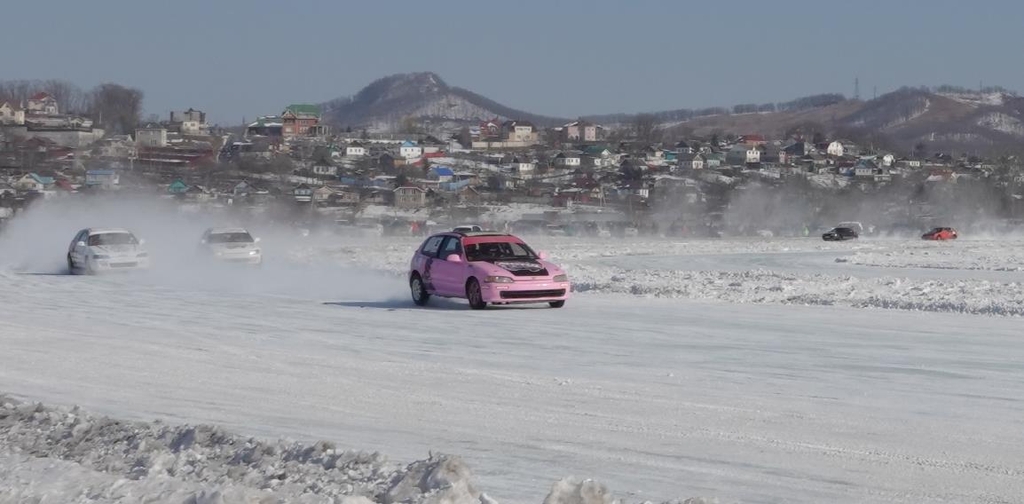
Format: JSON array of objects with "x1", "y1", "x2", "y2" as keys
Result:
[
  {"x1": 87, "y1": 227, "x2": 133, "y2": 235},
  {"x1": 207, "y1": 227, "x2": 250, "y2": 234},
  {"x1": 452, "y1": 230, "x2": 509, "y2": 237},
  {"x1": 427, "y1": 231, "x2": 520, "y2": 240}
]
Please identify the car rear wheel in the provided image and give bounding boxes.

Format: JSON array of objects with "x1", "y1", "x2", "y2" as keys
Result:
[
  {"x1": 466, "y1": 278, "x2": 487, "y2": 310},
  {"x1": 548, "y1": 300, "x2": 565, "y2": 308},
  {"x1": 410, "y1": 273, "x2": 429, "y2": 306}
]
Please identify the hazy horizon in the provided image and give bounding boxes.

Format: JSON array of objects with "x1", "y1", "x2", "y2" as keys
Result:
[{"x1": 3, "y1": 0, "x2": 1022, "y2": 125}]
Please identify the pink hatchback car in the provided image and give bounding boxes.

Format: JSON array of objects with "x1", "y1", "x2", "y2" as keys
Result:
[{"x1": 409, "y1": 231, "x2": 570, "y2": 309}]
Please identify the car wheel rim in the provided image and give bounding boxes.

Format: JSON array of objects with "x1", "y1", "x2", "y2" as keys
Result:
[
  {"x1": 412, "y1": 278, "x2": 422, "y2": 300},
  {"x1": 469, "y1": 283, "x2": 481, "y2": 304}
]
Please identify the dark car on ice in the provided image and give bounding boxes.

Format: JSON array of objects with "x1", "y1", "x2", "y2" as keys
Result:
[{"x1": 822, "y1": 227, "x2": 859, "y2": 241}]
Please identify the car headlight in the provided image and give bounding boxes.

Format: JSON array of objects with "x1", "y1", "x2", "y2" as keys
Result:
[
  {"x1": 553, "y1": 274, "x2": 569, "y2": 282},
  {"x1": 249, "y1": 249, "x2": 259, "y2": 256},
  {"x1": 93, "y1": 254, "x2": 110, "y2": 260},
  {"x1": 484, "y1": 276, "x2": 514, "y2": 283}
]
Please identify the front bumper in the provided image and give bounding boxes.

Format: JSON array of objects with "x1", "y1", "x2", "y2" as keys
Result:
[
  {"x1": 91, "y1": 257, "x2": 150, "y2": 271},
  {"x1": 480, "y1": 280, "x2": 571, "y2": 303},
  {"x1": 211, "y1": 253, "x2": 262, "y2": 264}
]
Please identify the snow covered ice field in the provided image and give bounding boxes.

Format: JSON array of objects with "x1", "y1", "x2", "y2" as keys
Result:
[{"x1": 2, "y1": 204, "x2": 1024, "y2": 503}]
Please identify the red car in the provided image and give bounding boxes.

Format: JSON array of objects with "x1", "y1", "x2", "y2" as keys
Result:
[{"x1": 922, "y1": 227, "x2": 958, "y2": 240}]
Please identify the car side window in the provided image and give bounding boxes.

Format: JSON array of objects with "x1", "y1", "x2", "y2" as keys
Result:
[
  {"x1": 421, "y1": 236, "x2": 444, "y2": 257},
  {"x1": 439, "y1": 236, "x2": 462, "y2": 258}
]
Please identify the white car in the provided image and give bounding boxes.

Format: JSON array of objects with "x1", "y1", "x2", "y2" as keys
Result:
[
  {"x1": 67, "y1": 228, "x2": 150, "y2": 274},
  {"x1": 198, "y1": 227, "x2": 262, "y2": 265}
]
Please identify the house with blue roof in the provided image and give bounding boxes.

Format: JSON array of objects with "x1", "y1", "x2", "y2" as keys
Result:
[
  {"x1": 428, "y1": 166, "x2": 455, "y2": 182},
  {"x1": 15, "y1": 173, "x2": 54, "y2": 192},
  {"x1": 85, "y1": 169, "x2": 119, "y2": 189},
  {"x1": 400, "y1": 140, "x2": 422, "y2": 159}
]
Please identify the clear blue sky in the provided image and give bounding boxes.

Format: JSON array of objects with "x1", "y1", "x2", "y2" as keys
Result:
[{"x1": 3, "y1": 0, "x2": 1021, "y2": 125}]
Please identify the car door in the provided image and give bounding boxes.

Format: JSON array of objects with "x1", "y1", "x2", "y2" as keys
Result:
[
  {"x1": 429, "y1": 236, "x2": 466, "y2": 296},
  {"x1": 69, "y1": 230, "x2": 87, "y2": 267},
  {"x1": 417, "y1": 235, "x2": 445, "y2": 293}
]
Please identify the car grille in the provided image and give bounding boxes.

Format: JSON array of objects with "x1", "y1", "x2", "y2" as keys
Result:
[{"x1": 500, "y1": 289, "x2": 566, "y2": 300}]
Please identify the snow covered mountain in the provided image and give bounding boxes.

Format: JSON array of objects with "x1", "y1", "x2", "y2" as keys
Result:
[
  {"x1": 321, "y1": 73, "x2": 1023, "y2": 154},
  {"x1": 321, "y1": 72, "x2": 566, "y2": 131},
  {"x1": 658, "y1": 87, "x2": 1024, "y2": 154},
  {"x1": 838, "y1": 87, "x2": 1024, "y2": 152}
]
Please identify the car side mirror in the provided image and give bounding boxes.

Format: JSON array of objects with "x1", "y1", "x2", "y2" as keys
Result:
[
  {"x1": 138, "y1": 238, "x2": 146, "y2": 245},
  {"x1": 446, "y1": 254, "x2": 462, "y2": 263},
  {"x1": 254, "y1": 237, "x2": 261, "y2": 243},
  {"x1": 200, "y1": 239, "x2": 207, "y2": 244},
  {"x1": 538, "y1": 251, "x2": 549, "y2": 260},
  {"x1": 76, "y1": 241, "x2": 86, "y2": 247}
]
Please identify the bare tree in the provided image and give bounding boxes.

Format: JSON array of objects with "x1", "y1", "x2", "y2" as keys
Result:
[
  {"x1": 633, "y1": 113, "x2": 661, "y2": 145},
  {"x1": 89, "y1": 83, "x2": 144, "y2": 135},
  {"x1": 0, "y1": 80, "x2": 38, "y2": 105},
  {"x1": 456, "y1": 127, "x2": 472, "y2": 148},
  {"x1": 913, "y1": 142, "x2": 928, "y2": 160},
  {"x1": 398, "y1": 116, "x2": 421, "y2": 135},
  {"x1": 42, "y1": 79, "x2": 88, "y2": 114}
]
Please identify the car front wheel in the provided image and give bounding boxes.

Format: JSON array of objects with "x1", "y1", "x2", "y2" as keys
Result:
[
  {"x1": 549, "y1": 300, "x2": 565, "y2": 308},
  {"x1": 410, "y1": 273, "x2": 430, "y2": 306},
  {"x1": 466, "y1": 278, "x2": 487, "y2": 310},
  {"x1": 67, "y1": 255, "x2": 75, "y2": 275}
]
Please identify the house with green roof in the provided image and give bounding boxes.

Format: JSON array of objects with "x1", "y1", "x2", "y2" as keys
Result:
[
  {"x1": 246, "y1": 115, "x2": 283, "y2": 137},
  {"x1": 168, "y1": 179, "x2": 189, "y2": 194},
  {"x1": 281, "y1": 104, "x2": 322, "y2": 138},
  {"x1": 583, "y1": 145, "x2": 612, "y2": 158}
]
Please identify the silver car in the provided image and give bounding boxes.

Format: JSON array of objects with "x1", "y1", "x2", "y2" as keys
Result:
[
  {"x1": 67, "y1": 228, "x2": 150, "y2": 274},
  {"x1": 198, "y1": 227, "x2": 262, "y2": 265}
]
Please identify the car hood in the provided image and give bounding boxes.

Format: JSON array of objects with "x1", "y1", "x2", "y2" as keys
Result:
[
  {"x1": 472, "y1": 258, "x2": 564, "y2": 277},
  {"x1": 91, "y1": 244, "x2": 142, "y2": 256}
]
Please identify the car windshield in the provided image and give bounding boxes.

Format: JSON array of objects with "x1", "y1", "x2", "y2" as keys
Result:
[
  {"x1": 208, "y1": 232, "x2": 253, "y2": 244},
  {"x1": 465, "y1": 241, "x2": 536, "y2": 261},
  {"x1": 88, "y1": 232, "x2": 137, "y2": 246}
]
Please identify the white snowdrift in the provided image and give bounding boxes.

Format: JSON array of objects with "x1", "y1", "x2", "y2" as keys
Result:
[
  {"x1": 847, "y1": 240, "x2": 1024, "y2": 272},
  {"x1": 0, "y1": 396, "x2": 712, "y2": 504},
  {"x1": 567, "y1": 265, "x2": 1024, "y2": 316},
  {"x1": 0, "y1": 394, "x2": 448, "y2": 504}
]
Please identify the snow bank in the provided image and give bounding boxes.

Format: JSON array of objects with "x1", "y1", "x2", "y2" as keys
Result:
[
  {"x1": 848, "y1": 241, "x2": 1024, "y2": 272},
  {"x1": 0, "y1": 396, "x2": 712, "y2": 504},
  {"x1": 543, "y1": 478, "x2": 610, "y2": 504},
  {"x1": 567, "y1": 265, "x2": 1024, "y2": 316},
  {"x1": 0, "y1": 394, "x2": 466, "y2": 504}
]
